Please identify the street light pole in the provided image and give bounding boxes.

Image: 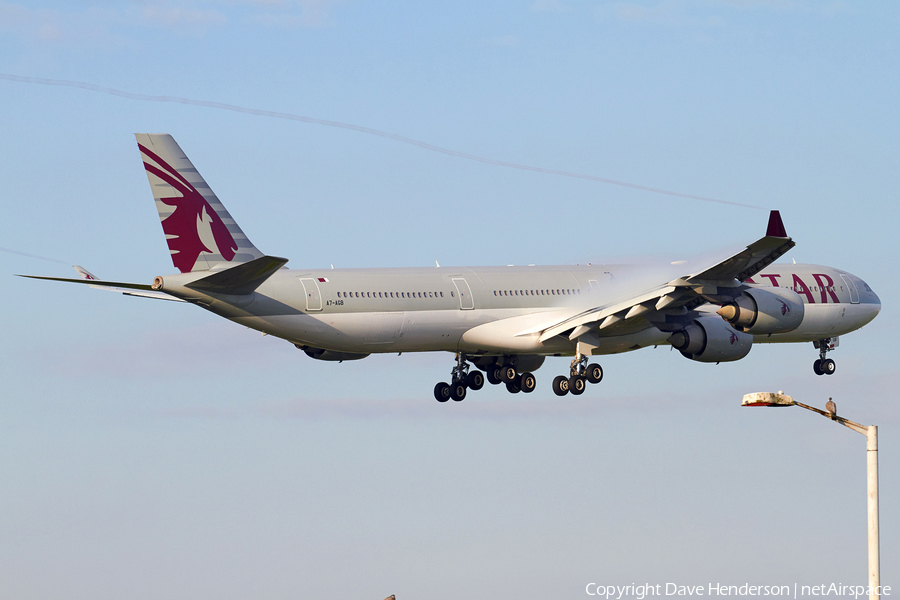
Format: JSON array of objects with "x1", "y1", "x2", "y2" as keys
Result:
[
  {"x1": 741, "y1": 392, "x2": 880, "y2": 600},
  {"x1": 867, "y1": 424, "x2": 879, "y2": 597}
]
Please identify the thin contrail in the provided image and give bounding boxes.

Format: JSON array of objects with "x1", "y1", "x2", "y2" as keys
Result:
[
  {"x1": 1, "y1": 72, "x2": 764, "y2": 209},
  {"x1": 0, "y1": 246, "x2": 69, "y2": 265}
]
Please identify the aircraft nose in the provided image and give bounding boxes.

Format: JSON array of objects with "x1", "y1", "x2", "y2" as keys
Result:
[
  {"x1": 864, "y1": 279, "x2": 880, "y2": 305},
  {"x1": 859, "y1": 277, "x2": 881, "y2": 320},
  {"x1": 870, "y1": 289, "x2": 881, "y2": 313}
]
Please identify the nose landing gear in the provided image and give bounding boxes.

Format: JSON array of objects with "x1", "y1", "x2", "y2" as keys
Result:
[
  {"x1": 813, "y1": 338, "x2": 837, "y2": 376},
  {"x1": 553, "y1": 353, "x2": 603, "y2": 396}
]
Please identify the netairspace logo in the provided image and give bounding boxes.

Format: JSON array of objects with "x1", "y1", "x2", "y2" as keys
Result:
[{"x1": 585, "y1": 583, "x2": 892, "y2": 599}]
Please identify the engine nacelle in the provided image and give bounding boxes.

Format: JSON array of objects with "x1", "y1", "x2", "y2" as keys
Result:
[
  {"x1": 717, "y1": 287, "x2": 804, "y2": 334},
  {"x1": 668, "y1": 316, "x2": 752, "y2": 363},
  {"x1": 297, "y1": 345, "x2": 370, "y2": 362}
]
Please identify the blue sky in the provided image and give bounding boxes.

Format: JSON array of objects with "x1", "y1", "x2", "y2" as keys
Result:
[{"x1": 1, "y1": 1, "x2": 898, "y2": 599}]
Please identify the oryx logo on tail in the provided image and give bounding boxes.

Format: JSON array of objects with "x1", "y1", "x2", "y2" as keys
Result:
[{"x1": 138, "y1": 143, "x2": 238, "y2": 273}]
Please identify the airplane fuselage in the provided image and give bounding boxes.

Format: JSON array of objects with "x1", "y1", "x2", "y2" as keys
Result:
[{"x1": 157, "y1": 261, "x2": 880, "y2": 359}]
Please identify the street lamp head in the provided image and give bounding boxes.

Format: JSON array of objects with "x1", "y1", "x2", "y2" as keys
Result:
[{"x1": 742, "y1": 391, "x2": 795, "y2": 407}]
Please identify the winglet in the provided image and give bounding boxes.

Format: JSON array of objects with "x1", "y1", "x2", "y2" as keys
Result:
[
  {"x1": 766, "y1": 210, "x2": 787, "y2": 238},
  {"x1": 74, "y1": 265, "x2": 99, "y2": 281}
]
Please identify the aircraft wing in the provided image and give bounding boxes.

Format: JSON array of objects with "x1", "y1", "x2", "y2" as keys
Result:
[
  {"x1": 537, "y1": 210, "x2": 794, "y2": 343},
  {"x1": 685, "y1": 211, "x2": 794, "y2": 282},
  {"x1": 18, "y1": 266, "x2": 185, "y2": 302}
]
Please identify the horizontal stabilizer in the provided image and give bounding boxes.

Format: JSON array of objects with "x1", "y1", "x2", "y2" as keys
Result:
[{"x1": 185, "y1": 255, "x2": 288, "y2": 295}]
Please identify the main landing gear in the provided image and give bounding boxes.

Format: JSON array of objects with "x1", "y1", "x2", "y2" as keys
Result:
[
  {"x1": 552, "y1": 353, "x2": 603, "y2": 397},
  {"x1": 813, "y1": 338, "x2": 836, "y2": 376},
  {"x1": 434, "y1": 353, "x2": 484, "y2": 402},
  {"x1": 434, "y1": 355, "x2": 536, "y2": 402},
  {"x1": 484, "y1": 357, "x2": 537, "y2": 395}
]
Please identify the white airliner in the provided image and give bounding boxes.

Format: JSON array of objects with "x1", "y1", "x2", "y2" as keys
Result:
[{"x1": 23, "y1": 134, "x2": 881, "y2": 401}]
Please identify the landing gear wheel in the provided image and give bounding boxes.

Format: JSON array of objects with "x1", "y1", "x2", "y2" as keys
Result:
[
  {"x1": 505, "y1": 378, "x2": 521, "y2": 394},
  {"x1": 450, "y1": 382, "x2": 467, "y2": 402},
  {"x1": 519, "y1": 372, "x2": 536, "y2": 393},
  {"x1": 585, "y1": 363, "x2": 603, "y2": 384},
  {"x1": 569, "y1": 375, "x2": 586, "y2": 396},
  {"x1": 501, "y1": 364, "x2": 518, "y2": 383},
  {"x1": 487, "y1": 367, "x2": 503, "y2": 385},
  {"x1": 434, "y1": 382, "x2": 451, "y2": 402},
  {"x1": 466, "y1": 371, "x2": 485, "y2": 390},
  {"x1": 813, "y1": 338, "x2": 836, "y2": 377},
  {"x1": 552, "y1": 375, "x2": 569, "y2": 397}
]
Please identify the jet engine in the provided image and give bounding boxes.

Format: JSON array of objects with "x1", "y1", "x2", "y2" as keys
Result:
[
  {"x1": 716, "y1": 287, "x2": 804, "y2": 334},
  {"x1": 297, "y1": 345, "x2": 370, "y2": 362},
  {"x1": 668, "y1": 316, "x2": 752, "y2": 363}
]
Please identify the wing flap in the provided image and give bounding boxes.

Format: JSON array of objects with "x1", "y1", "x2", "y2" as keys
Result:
[{"x1": 536, "y1": 285, "x2": 677, "y2": 342}]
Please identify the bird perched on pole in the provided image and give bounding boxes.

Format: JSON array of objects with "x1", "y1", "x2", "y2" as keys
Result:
[{"x1": 826, "y1": 398, "x2": 837, "y2": 420}]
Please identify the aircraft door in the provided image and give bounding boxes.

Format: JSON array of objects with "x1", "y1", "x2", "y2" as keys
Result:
[
  {"x1": 299, "y1": 277, "x2": 323, "y2": 311},
  {"x1": 840, "y1": 274, "x2": 860, "y2": 304},
  {"x1": 452, "y1": 278, "x2": 474, "y2": 310}
]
